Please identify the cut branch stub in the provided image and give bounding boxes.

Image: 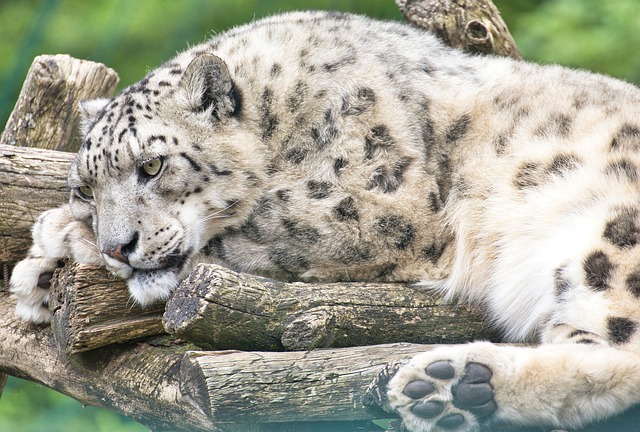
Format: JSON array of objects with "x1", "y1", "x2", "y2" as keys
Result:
[
  {"x1": 395, "y1": 0, "x2": 521, "y2": 59},
  {"x1": 164, "y1": 264, "x2": 500, "y2": 351},
  {"x1": 50, "y1": 263, "x2": 165, "y2": 354},
  {"x1": 1, "y1": 54, "x2": 119, "y2": 152}
]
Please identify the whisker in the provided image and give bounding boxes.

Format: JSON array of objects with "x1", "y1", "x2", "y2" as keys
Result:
[{"x1": 183, "y1": 200, "x2": 241, "y2": 236}]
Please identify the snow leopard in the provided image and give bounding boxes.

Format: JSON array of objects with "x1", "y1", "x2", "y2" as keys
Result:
[{"x1": 9, "y1": 10, "x2": 640, "y2": 432}]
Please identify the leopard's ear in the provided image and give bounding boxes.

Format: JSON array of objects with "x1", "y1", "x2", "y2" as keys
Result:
[
  {"x1": 79, "y1": 98, "x2": 111, "y2": 135},
  {"x1": 178, "y1": 54, "x2": 240, "y2": 120}
]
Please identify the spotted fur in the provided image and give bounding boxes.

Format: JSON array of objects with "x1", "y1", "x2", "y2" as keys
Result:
[{"x1": 10, "y1": 11, "x2": 640, "y2": 432}]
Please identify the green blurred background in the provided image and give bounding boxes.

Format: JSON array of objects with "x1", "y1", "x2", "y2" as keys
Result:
[{"x1": 2, "y1": 0, "x2": 640, "y2": 430}]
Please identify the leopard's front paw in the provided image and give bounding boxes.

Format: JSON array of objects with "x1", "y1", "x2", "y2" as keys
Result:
[
  {"x1": 371, "y1": 347, "x2": 497, "y2": 432},
  {"x1": 9, "y1": 205, "x2": 102, "y2": 324},
  {"x1": 10, "y1": 257, "x2": 62, "y2": 324}
]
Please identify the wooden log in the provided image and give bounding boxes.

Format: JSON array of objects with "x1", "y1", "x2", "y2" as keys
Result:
[
  {"x1": 0, "y1": 144, "x2": 73, "y2": 268},
  {"x1": 164, "y1": 264, "x2": 500, "y2": 351},
  {"x1": 395, "y1": 0, "x2": 522, "y2": 59},
  {"x1": 180, "y1": 344, "x2": 430, "y2": 424},
  {"x1": 0, "y1": 54, "x2": 118, "y2": 152},
  {"x1": 49, "y1": 262, "x2": 165, "y2": 354},
  {"x1": 0, "y1": 289, "x2": 220, "y2": 432},
  {"x1": 46, "y1": 261, "x2": 497, "y2": 355}
]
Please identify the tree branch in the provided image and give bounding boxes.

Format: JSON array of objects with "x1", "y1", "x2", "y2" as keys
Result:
[
  {"x1": 0, "y1": 54, "x2": 119, "y2": 152},
  {"x1": 165, "y1": 264, "x2": 499, "y2": 351},
  {"x1": 396, "y1": 0, "x2": 521, "y2": 59}
]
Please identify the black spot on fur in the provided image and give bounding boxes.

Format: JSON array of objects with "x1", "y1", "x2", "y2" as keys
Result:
[
  {"x1": 270, "y1": 63, "x2": 282, "y2": 78},
  {"x1": 366, "y1": 157, "x2": 413, "y2": 193},
  {"x1": 611, "y1": 124, "x2": 640, "y2": 150},
  {"x1": 241, "y1": 217, "x2": 265, "y2": 243},
  {"x1": 547, "y1": 153, "x2": 580, "y2": 176},
  {"x1": 445, "y1": 114, "x2": 471, "y2": 143},
  {"x1": 576, "y1": 338, "x2": 597, "y2": 345},
  {"x1": 322, "y1": 54, "x2": 356, "y2": 72},
  {"x1": 333, "y1": 157, "x2": 348, "y2": 175},
  {"x1": 625, "y1": 270, "x2": 640, "y2": 298},
  {"x1": 606, "y1": 159, "x2": 639, "y2": 181},
  {"x1": 377, "y1": 215, "x2": 416, "y2": 250},
  {"x1": 435, "y1": 154, "x2": 452, "y2": 205},
  {"x1": 603, "y1": 208, "x2": 639, "y2": 248},
  {"x1": 275, "y1": 189, "x2": 292, "y2": 202},
  {"x1": 260, "y1": 87, "x2": 279, "y2": 140},
  {"x1": 608, "y1": 316, "x2": 637, "y2": 344},
  {"x1": 311, "y1": 109, "x2": 340, "y2": 149},
  {"x1": 422, "y1": 242, "x2": 446, "y2": 264},
  {"x1": 428, "y1": 192, "x2": 441, "y2": 213},
  {"x1": 286, "y1": 81, "x2": 308, "y2": 112},
  {"x1": 536, "y1": 113, "x2": 573, "y2": 137},
  {"x1": 180, "y1": 153, "x2": 202, "y2": 172},
  {"x1": 513, "y1": 162, "x2": 542, "y2": 189},
  {"x1": 554, "y1": 267, "x2": 573, "y2": 296},
  {"x1": 286, "y1": 147, "x2": 309, "y2": 165},
  {"x1": 203, "y1": 236, "x2": 225, "y2": 259},
  {"x1": 365, "y1": 125, "x2": 394, "y2": 159},
  {"x1": 342, "y1": 87, "x2": 376, "y2": 115},
  {"x1": 376, "y1": 263, "x2": 397, "y2": 279},
  {"x1": 208, "y1": 163, "x2": 232, "y2": 176},
  {"x1": 583, "y1": 251, "x2": 614, "y2": 291},
  {"x1": 334, "y1": 197, "x2": 359, "y2": 221},
  {"x1": 282, "y1": 219, "x2": 319, "y2": 244},
  {"x1": 117, "y1": 129, "x2": 127, "y2": 143},
  {"x1": 422, "y1": 117, "x2": 435, "y2": 151},
  {"x1": 270, "y1": 248, "x2": 310, "y2": 274},
  {"x1": 569, "y1": 329, "x2": 591, "y2": 339},
  {"x1": 494, "y1": 135, "x2": 509, "y2": 155},
  {"x1": 307, "y1": 180, "x2": 333, "y2": 199},
  {"x1": 334, "y1": 245, "x2": 374, "y2": 264}
]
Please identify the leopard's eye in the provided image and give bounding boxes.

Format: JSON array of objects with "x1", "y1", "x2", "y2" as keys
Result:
[
  {"x1": 142, "y1": 158, "x2": 163, "y2": 177},
  {"x1": 78, "y1": 185, "x2": 94, "y2": 200}
]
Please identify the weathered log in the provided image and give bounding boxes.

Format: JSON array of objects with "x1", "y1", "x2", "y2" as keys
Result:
[
  {"x1": 164, "y1": 264, "x2": 500, "y2": 351},
  {"x1": 180, "y1": 344, "x2": 430, "y2": 424},
  {"x1": 50, "y1": 262, "x2": 165, "y2": 354},
  {"x1": 0, "y1": 54, "x2": 118, "y2": 152},
  {"x1": 0, "y1": 289, "x2": 219, "y2": 432},
  {"x1": 396, "y1": 0, "x2": 522, "y2": 59},
  {"x1": 47, "y1": 261, "x2": 498, "y2": 355},
  {"x1": 0, "y1": 144, "x2": 73, "y2": 268}
]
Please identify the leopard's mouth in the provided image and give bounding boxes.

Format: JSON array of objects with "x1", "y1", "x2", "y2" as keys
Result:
[{"x1": 132, "y1": 248, "x2": 192, "y2": 275}]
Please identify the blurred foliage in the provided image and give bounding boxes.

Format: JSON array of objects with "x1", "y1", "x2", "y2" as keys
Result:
[
  {"x1": 494, "y1": 0, "x2": 640, "y2": 81},
  {"x1": 0, "y1": 377, "x2": 145, "y2": 432},
  {"x1": 2, "y1": 0, "x2": 640, "y2": 430}
]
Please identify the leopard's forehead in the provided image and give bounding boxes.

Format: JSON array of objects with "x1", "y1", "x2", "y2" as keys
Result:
[{"x1": 78, "y1": 66, "x2": 191, "y2": 179}]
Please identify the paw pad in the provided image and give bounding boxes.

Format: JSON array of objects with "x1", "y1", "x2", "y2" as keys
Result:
[
  {"x1": 452, "y1": 363, "x2": 496, "y2": 418},
  {"x1": 402, "y1": 360, "x2": 497, "y2": 428},
  {"x1": 403, "y1": 380, "x2": 435, "y2": 399}
]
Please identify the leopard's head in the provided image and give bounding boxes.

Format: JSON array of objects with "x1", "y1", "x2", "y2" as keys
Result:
[{"x1": 69, "y1": 54, "x2": 265, "y2": 304}]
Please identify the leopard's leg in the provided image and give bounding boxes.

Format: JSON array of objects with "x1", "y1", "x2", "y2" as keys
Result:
[
  {"x1": 9, "y1": 205, "x2": 102, "y2": 323},
  {"x1": 371, "y1": 340, "x2": 640, "y2": 432}
]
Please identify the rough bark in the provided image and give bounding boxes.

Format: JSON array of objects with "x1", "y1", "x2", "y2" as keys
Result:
[
  {"x1": 165, "y1": 264, "x2": 500, "y2": 351},
  {"x1": 180, "y1": 344, "x2": 432, "y2": 424},
  {"x1": 0, "y1": 54, "x2": 119, "y2": 152},
  {"x1": 46, "y1": 261, "x2": 498, "y2": 355},
  {"x1": 50, "y1": 263, "x2": 165, "y2": 354},
  {"x1": 0, "y1": 144, "x2": 73, "y2": 269},
  {"x1": 0, "y1": 289, "x2": 217, "y2": 432},
  {"x1": 396, "y1": 0, "x2": 521, "y2": 59}
]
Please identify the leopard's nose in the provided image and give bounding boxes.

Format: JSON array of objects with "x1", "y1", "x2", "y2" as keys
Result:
[{"x1": 102, "y1": 232, "x2": 139, "y2": 265}]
